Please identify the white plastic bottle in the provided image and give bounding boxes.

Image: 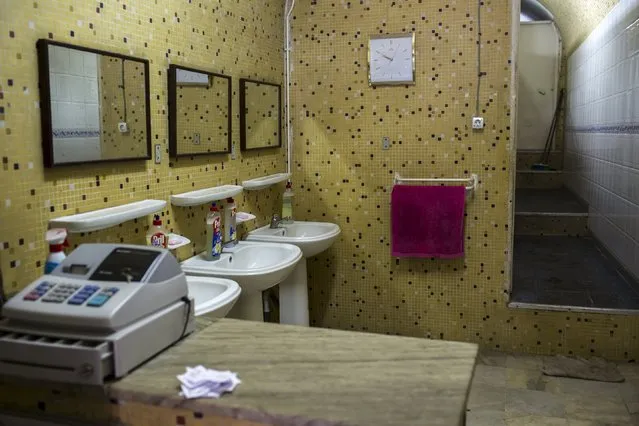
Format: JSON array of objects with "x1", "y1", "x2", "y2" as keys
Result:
[
  {"x1": 205, "y1": 203, "x2": 222, "y2": 260},
  {"x1": 44, "y1": 228, "x2": 68, "y2": 274},
  {"x1": 282, "y1": 180, "x2": 294, "y2": 223},
  {"x1": 224, "y1": 197, "x2": 237, "y2": 245}
]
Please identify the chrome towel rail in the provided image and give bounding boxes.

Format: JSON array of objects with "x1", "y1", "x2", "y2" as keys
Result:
[{"x1": 394, "y1": 173, "x2": 478, "y2": 192}]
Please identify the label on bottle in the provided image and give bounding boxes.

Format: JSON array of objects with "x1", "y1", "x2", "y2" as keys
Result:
[
  {"x1": 212, "y1": 216, "x2": 222, "y2": 257},
  {"x1": 150, "y1": 232, "x2": 167, "y2": 248},
  {"x1": 44, "y1": 261, "x2": 58, "y2": 274}
]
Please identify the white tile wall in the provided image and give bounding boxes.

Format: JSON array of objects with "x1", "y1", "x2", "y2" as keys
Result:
[
  {"x1": 48, "y1": 45, "x2": 101, "y2": 163},
  {"x1": 564, "y1": 0, "x2": 639, "y2": 280}
]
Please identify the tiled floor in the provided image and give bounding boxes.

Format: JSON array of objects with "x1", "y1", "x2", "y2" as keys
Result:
[
  {"x1": 511, "y1": 236, "x2": 639, "y2": 310},
  {"x1": 467, "y1": 350, "x2": 639, "y2": 425}
]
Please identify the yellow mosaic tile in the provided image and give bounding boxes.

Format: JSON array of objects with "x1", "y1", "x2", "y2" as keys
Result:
[
  {"x1": 290, "y1": 0, "x2": 639, "y2": 360},
  {"x1": 0, "y1": 1, "x2": 287, "y2": 293}
]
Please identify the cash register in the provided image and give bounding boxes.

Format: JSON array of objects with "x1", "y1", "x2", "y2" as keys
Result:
[{"x1": 0, "y1": 244, "x2": 195, "y2": 385}]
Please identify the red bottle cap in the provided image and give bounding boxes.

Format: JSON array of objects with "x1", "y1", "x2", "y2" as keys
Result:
[
  {"x1": 210, "y1": 203, "x2": 219, "y2": 211},
  {"x1": 153, "y1": 214, "x2": 162, "y2": 226}
]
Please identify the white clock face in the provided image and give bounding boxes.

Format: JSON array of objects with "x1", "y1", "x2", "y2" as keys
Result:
[{"x1": 369, "y1": 34, "x2": 414, "y2": 85}]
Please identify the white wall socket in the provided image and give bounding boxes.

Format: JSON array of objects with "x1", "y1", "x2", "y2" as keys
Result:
[
  {"x1": 118, "y1": 122, "x2": 129, "y2": 133},
  {"x1": 382, "y1": 136, "x2": 390, "y2": 150},
  {"x1": 154, "y1": 144, "x2": 161, "y2": 164},
  {"x1": 472, "y1": 116, "x2": 485, "y2": 129},
  {"x1": 193, "y1": 133, "x2": 200, "y2": 145}
]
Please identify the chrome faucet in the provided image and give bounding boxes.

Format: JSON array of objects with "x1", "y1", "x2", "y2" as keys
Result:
[{"x1": 270, "y1": 214, "x2": 283, "y2": 229}]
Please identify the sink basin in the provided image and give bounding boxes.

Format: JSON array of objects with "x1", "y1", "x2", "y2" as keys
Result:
[
  {"x1": 246, "y1": 221, "x2": 341, "y2": 258},
  {"x1": 185, "y1": 276, "x2": 241, "y2": 318},
  {"x1": 181, "y1": 241, "x2": 302, "y2": 292}
]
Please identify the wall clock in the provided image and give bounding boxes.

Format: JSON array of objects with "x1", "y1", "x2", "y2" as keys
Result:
[{"x1": 368, "y1": 33, "x2": 415, "y2": 86}]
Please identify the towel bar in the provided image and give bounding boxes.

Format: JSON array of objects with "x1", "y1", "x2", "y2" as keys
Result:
[{"x1": 393, "y1": 173, "x2": 478, "y2": 192}]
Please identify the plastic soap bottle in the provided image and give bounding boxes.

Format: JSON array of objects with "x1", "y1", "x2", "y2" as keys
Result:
[
  {"x1": 146, "y1": 215, "x2": 168, "y2": 248},
  {"x1": 206, "y1": 203, "x2": 222, "y2": 260},
  {"x1": 44, "y1": 228, "x2": 68, "y2": 274},
  {"x1": 282, "y1": 180, "x2": 294, "y2": 222},
  {"x1": 224, "y1": 197, "x2": 237, "y2": 245}
]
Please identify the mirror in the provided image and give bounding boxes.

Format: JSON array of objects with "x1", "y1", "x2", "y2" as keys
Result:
[
  {"x1": 37, "y1": 40, "x2": 151, "y2": 167},
  {"x1": 168, "y1": 65, "x2": 232, "y2": 157},
  {"x1": 239, "y1": 78, "x2": 282, "y2": 150}
]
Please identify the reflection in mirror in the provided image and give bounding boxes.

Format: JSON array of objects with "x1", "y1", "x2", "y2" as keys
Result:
[
  {"x1": 37, "y1": 40, "x2": 151, "y2": 167},
  {"x1": 239, "y1": 78, "x2": 282, "y2": 150},
  {"x1": 168, "y1": 65, "x2": 232, "y2": 157}
]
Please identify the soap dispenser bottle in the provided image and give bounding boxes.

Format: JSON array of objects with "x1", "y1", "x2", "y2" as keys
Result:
[
  {"x1": 44, "y1": 228, "x2": 69, "y2": 274},
  {"x1": 206, "y1": 203, "x2": 222, "y2": 260},
  {"x1": 224, "y1": 197, "x2": 237, "y2": 246},
  {"x1": 282, "y1": 180, "x2": 294, "y2": 223},
  {"x1": 146, "y1": 215, "x2": 168, "y2": 248}
]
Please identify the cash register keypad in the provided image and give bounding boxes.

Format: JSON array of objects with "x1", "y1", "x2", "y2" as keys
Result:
[{"x1": 22, "y1": 281, "x2": 117, "y2": 307}]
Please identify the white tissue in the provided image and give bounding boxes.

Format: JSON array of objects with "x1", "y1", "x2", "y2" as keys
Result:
[{"x1": 178, "y1": 365, "x2": 241, "y2": 399}]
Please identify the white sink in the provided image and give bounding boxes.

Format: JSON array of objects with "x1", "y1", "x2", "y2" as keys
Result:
[
  {"x1": 181, "y1": 241, "x2": 302, "y2": 292},
  {"x1": 246, "y1": 221, "x2": 341, "y2": 258},
  {"x1": 181, "y1": 241, "x2": 302, "y2": 322},
  {"x1": 185, "y1": 276, "x2": 241, "y2": 318},
  {"x1": 245, "y1": 221, "x2": 340, "y2": 327}
]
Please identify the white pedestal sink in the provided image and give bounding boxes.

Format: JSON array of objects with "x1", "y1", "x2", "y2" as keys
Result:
[
  {"x1": 181, "y1": 241, "x2": 302, "y2": 322},
  {"x1": 185, "y1": 276, "x2": 241, "y2": 319},
  {"x1": 246, "y1": 221, "x2": 341, "y2": 326}
]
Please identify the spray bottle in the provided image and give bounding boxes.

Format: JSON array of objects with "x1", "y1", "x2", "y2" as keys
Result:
[
  {"x1": 44, "y1": 228, "x2": 69, "y2": 274},
  {"x1": 282, "y1": 180, "x2": 294, "y2": 223},
  {"x1": 206, "y1": 203, "x2": 222, "y2": 260},
  {"x1": 224, "y1": 197, "x2": 237, "y2": 246},
  {"x1": 146, "y1": 215, "x2": 168, "y2": 248}
]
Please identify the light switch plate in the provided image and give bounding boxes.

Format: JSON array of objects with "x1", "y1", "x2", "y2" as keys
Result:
[
  {"x1": 382, "y1": 136, "x2": 390, "y2": 150},
  {"x1": 154, "y1": 144, "x2": 161, "y2": 164}
]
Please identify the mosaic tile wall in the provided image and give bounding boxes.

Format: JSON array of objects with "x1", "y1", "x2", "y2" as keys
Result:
[
  {"x1": 290, "y1": 0, "x2": 639, "y2": 359},
  {"x1": 175, "y1": 76, "x2": 230, "y2": 154},
  {"x1": 0, "y1": 0, "x2": 287, "y2": 295},
  {"x1": 99, "y1": 55, "x2": 148, "y2": 159}
]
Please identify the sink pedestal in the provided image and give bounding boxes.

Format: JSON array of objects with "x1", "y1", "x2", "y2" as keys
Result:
[
  {"x1": 278, "y1": 259, "x2": 309, "y2": 326},
  {"x1": 227, "y1": 292, "x2": 264, "y2": 322}
]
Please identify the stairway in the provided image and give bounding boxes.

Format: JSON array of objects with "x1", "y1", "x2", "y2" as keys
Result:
[{"x1": 511, "y1": 151, "x2": 639, "y2": 310}]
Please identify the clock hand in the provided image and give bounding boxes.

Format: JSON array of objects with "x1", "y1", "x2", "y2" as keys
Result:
[{"x1": 376, "y1": 50, "x2": 393, "y2": 61}]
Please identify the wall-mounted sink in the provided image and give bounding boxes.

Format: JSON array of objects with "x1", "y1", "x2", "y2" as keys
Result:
[
  {"x1": 181, "y1": 241, "x2": 302, "y2": 321},
  {"x1": 246, "y1": 221, "x2": 341, "y2": 258},
  {"x1": 185, "y1": 276, "x2": 241, "y2": 319},
  {"x1": 246, "y1": 221, "x2": 341, "y2": 326}
]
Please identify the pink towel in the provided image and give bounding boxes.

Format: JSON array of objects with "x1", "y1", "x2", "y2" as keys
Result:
[{"x1": 391, "y1": 185, "x2": 466, "y2": 258}]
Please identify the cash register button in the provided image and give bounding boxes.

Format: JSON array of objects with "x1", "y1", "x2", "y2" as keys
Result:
[
  {"x1": 85, "y1": 285, "x2": 100, "y2": 291},
  {"x1": 23, "y1": 293, "x2": 39, "y2": 301},
  {"x1": 87, "y1": 295, "x2": 109, "y2": 307},
  {"x1": 68, "y1": 298, "x2": 85, "y2": 305}
]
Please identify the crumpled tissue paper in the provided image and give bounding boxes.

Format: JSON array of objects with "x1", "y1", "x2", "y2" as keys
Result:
[{"x1": 178, "y1": 365, "x2": 241, "y2": 399}]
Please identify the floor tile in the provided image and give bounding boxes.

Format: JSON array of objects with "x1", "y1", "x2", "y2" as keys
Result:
[
  {"x1": 507, "y1": 368, "x2": 543, "y2": 390},
  {"x1": 472, "y1": 364, "x2": 508, "y2": 388},
  {"x1": 505, "y1": 415, "x2": 567, "y2": 425},
  {"x1": 618, "y1": 363, "x2": 639, "y2": 380},
  {"x1": 506, "y1": 354, "x2": 544, "y2": 371},
  {"x1": 565, "y1": 395, "x2": 631, "y2": 424},
  {"x1": 541, "y1": 376, "x2": 623, "y2": 399},
  {"x1": 466, "y1": 408, "x2": 506, "y2": 426},
  {"x1": 505, "y1": 388, "x2": 566, "y2": 418},
  {"x1": 467, "y1": 384, "x2": 507, "y2": 410},
  {"x1": 478, "y1": 349, "x2": 509, "y2": 367}
]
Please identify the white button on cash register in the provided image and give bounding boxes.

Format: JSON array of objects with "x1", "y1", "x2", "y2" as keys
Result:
[{"x1": 0, "y1": 244, "x2": 195, "y2": 385}]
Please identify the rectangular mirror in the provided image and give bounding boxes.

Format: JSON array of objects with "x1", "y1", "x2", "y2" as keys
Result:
[
  {"x1": 37, "y1": 39, "x2": 151, "y2": 167},
  {"x1": 168, "y1": 65, "x2": 232, "y2": 157},
  {"x1": 239, "y1": 78, "x2": 282, "y2": 151}
]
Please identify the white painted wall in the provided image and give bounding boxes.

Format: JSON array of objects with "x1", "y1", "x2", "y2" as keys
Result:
[
  {"x1": 517, "y1": 22, "x2": 561, "y2": 151},
  {"x1": 564, "y1": 1, "x2": 639, "y2": 279},
  {"x1": 49, "y1": 45, "x2": 101, "y2": 163}
]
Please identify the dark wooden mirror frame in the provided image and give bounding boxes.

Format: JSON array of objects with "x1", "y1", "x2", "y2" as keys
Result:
[
  {"x1": 36, "y1": 39, "x2": 152, "y2": 168},
  {"x1": 167, "y1": 64, "x2": 232, "y2": 158},
  {"x1": 239, "y1": 78, "x2": 282, "y2": 151}
]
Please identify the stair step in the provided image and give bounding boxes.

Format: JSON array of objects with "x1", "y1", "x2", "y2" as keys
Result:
[
  {"x1": 515, "y1": 215, "x2": 589, "y2": 236},
  {"x1": 516, "y1": 170, "x2": 564, "y2": 189},
  {"x1": 516, "y1": 151, "x2": 564, "y2": 170}
]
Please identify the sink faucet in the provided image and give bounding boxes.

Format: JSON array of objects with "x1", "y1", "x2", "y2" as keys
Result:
[{"x1": 270, "y1": 214, "x2": 283, "y2": 229}]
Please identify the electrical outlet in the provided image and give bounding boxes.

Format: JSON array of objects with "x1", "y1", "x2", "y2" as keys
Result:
[
  {"x1": 193, "y1": 133, "x2": 200, "y2": 145},
  {"x1": 118, "y1": 122, "x2": 129, "y2": 133},
  {"x1": 382, "y1": 136, "x2": 390, "y2": 150},
  {"x1": 154, "y1": 144, "x2": 161, "y2": 164},
  {"x1": 472, "y1": 116, "x2": 485, "y2": 129}
]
